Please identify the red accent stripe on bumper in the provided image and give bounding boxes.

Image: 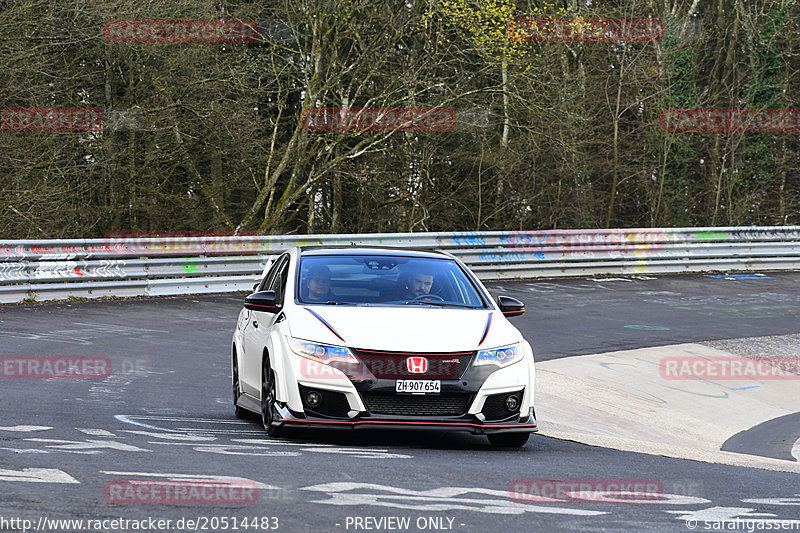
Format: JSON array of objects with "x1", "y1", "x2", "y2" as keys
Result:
[{"x1": 281, "y1": 418, "x2": 537, "y2": 429}]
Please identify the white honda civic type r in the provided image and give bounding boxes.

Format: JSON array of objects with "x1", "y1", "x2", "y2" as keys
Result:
[{"x1": 231, "y1": 246, "x2": 537, "y2": 447}]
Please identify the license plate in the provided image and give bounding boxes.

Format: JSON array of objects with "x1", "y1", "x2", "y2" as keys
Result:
[{"x1": 395, "y1": 380, "x2": 441, "y2": 394}]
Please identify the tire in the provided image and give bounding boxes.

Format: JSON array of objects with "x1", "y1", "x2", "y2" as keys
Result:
[
  {"x1": 487, "y1": 432, "x2": 530, "y2": 448},
  {"x1": 232, "y1": 351, "x2": 254, "y2": 420},
  {"x1": 261, "y1": 357, "x2": 286, "y2": 438}
]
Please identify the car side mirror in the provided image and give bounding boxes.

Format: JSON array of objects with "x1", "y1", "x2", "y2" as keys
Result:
[
  {"x1": 244, "y1": 290, "x2": 279, "y2": 312},
  {"x1": 498, "y1": 296, "x2": 525, "y2": 318}
]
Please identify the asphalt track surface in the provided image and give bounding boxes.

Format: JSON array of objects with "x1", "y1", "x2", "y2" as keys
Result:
[{"x1": 1, "y1": 272, "x2": 799, "y2": 532}]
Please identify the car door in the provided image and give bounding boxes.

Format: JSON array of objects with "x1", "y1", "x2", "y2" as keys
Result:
[{"x1": 241, "y1": 254, "x2": 289, "y2": 396}]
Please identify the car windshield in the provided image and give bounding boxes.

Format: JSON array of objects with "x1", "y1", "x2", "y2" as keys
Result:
[{"x1": 296, "y1": 254, "x2": 487, "y2": 308}]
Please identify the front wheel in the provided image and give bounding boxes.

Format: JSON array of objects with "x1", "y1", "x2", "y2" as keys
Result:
[
  {"x1": 261, "y1": 358, "x2": 286, "y2": 438},
  {"x1": 487, "y1": 432, "x2": 530, "y2": 448}
]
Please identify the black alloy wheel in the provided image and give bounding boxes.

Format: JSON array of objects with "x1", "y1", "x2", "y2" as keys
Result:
[{"x1": 261, "y1": 357, "x2": 286, "y2": 437}]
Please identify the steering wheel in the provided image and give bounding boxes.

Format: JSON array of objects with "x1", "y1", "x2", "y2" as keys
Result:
[{"x1": 412, "y1": 294, "x2": 445, "y2": 302}]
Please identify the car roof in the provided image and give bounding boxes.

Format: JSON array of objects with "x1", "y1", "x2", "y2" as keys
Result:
[{"x1": 297, "y1": 246, "x2": 450, "y2": 259}]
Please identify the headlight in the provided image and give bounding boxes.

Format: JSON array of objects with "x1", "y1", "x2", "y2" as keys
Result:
[
  {"x1": 474, "y1": 343, "x2": 523, "y2": 367},
  {"x1": 288, "y1": 337, "x2": 359, "y2": 365}
]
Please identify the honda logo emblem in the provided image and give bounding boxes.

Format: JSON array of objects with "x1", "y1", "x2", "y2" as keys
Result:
[{"x1": 406, "y1": 357, "x2": 428, "y2": 374}]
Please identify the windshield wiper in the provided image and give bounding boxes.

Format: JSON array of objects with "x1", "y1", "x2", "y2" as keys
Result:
[{"x1": 401, "y1": 300, "x2": 474, "y2": 308}]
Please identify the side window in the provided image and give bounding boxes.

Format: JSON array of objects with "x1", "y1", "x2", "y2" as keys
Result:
[
  {"x1": 268, "y1": 257, "x2": 290, "y2": 306},
  {"x1": 257, "y1": 255, "x2": 283, "y2": 292}
]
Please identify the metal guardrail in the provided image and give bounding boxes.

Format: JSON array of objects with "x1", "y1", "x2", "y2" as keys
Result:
[{"x1": 1, "y1": 226, "x2": 799, "y2": 303}]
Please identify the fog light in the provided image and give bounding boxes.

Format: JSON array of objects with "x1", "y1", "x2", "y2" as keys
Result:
[
  {"x1": 305, "y1": 391, "x2": 322, "y2": 407},
  {"x1": 505, "y1": 395, "x2": 519, "y2": 411}
]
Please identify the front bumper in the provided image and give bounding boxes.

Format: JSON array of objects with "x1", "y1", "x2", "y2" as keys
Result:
[{"x1": 274, "y1": 339, "x2": 537, "y2": 434}]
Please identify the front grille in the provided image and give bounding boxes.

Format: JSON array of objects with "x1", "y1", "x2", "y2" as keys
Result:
[
  {"x1": 350, "y1": 349, "x2": 474, "y2": 379},
  {"x1": 299, "y1": 385, "x2": 351, "y2": 418},
  {"x1": 361, "y1": 393, "x2": 471, "y2": 416},
  {"x1": 481, "y1": 389, "x2": 524, "y2": 421}
]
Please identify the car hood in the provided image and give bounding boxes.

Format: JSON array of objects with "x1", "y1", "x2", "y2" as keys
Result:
[{"x1": 288, "y1": 305, "x2": 521, "y2": 352}]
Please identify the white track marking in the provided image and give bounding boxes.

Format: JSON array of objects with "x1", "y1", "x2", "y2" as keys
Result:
[
  {"x1": 0, "y1": 447, "x2": 49, "y2": 454},
  {"x1": 301, "y1": 483, "x2": 607, "y2": 516},
  {"x1": 0, "y1": 425, "x2": 52, "y2": 432},
  {"x1": 115, "y1": 414, "x2": 250, "y2": 432},
  {"x1": 121, "y1": 430, "x2": 216, "y2": 441},
  {"x1": 24, "y1": 438, "x2": 150, "y2": 452},
  {"x1": 77, "y1": 428, "x2": 116, "y2": 437},
  {"x1": 666, "y1": 507, "x2": 778, "y2": 522},
  {"x1": 149, "y1": 441, "x2": 403, "y2": 459},
  {"x1": 190, "y1": 445, "x2": 302, "y2": 457},
  {"x1": 0, "y1": 468, "x2": 79, "y2": 484},
  {"x1": 100, "y1": 471, "x2": 277, "y2": 490},
  {"x1": 792, "y1": 438, "x2": 800, "y2": 462},
  {"x1": 743, "y1": 496, "x2": 800, "y2": 506}
]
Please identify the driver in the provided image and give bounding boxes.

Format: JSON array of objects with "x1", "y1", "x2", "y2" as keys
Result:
[
  {"x1": 377, "y1": 264, "x2": 437, "y2": 302},
  {"x1": 406, "y1": 269, "x2": 435, "y2": 298}
]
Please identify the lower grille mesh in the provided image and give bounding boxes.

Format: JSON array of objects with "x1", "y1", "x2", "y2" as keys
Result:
[{"x1": 361, "y1": 393, "x2": 471, "y2": 416}]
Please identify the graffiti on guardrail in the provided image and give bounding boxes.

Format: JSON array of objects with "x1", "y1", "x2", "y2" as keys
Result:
[
  {"x1": 694, "y1": 231, "x2": 727, "y2": 240},
  {"x1": 499, "y1": 232, "x2": 546, "y2": 247},
  {"x1": 0, "y1": 245, "x2": 24, "y2": 257},
  {"x1": 30, "y1": 260, "x2": 127, "y2": 280},
  {"x1": 478, "y1": 252, "x2": 545, "y2": 262},
  {"x1": 494, "y1": 230, "x2": 670, "y2": 254},
  {"x1": 727, "y1": 228, "x2": 800, "y2": 241},
  {"x1": 0, "y1": 245, "x2": 115, "y2": 258},
  {"x1": 104, "y1": 231, "x2": 267, "y2": 254},
  {"x1": 452, "y1": 232, "x2": 488, "y2": 246},
  {"x1": 461, "y1": 230, "x2": 674, "y2": 263},
  {"x1": 559, "y1": 230, "x2": 668, "y2": 251},
  {"x1": 183, "y1": 259, "x2": 198, "y2": 274},
  {"x1": 294, "y1": 237, "x2": 325, "y2": 248},
  {"x1": 0, "y1": 262, "x2": 26, "y2": 281}
]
